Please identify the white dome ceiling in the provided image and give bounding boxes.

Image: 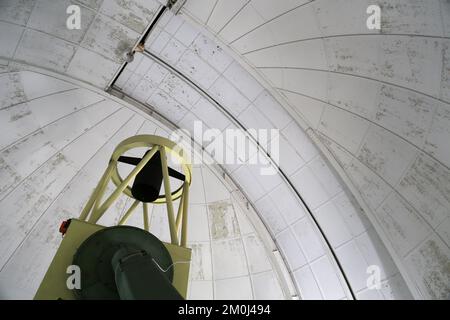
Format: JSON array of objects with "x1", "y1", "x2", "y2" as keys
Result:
[
  {"x1": 0, "y1": 0, "x2": 448, "y2": 299},
  {"x1": 0, "y1": 71, "x2": 287, "y2": 300}
]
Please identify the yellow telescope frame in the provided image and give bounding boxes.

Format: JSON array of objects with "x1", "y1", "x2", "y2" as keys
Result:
[{"x1": 78, "y1": 134, "x2": 192, "y2": 247}]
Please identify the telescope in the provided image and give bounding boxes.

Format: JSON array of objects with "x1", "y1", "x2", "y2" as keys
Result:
[{"x1": 34, "y1": 135, "x2": 192, "y2": 300}]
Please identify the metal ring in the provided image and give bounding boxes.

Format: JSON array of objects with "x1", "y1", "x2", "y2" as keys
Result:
[{"x1": 110, "y1": 135, "x2": 192, "y2": 204}]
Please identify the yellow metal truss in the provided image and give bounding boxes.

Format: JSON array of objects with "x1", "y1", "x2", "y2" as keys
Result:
[{"x1": 78, "y1": 134, "x2": 192, "y2": 247}]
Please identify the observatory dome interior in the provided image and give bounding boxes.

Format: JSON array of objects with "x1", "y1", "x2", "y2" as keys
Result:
[{"x1": 0, "y1": 0, "x2": 449, "y2": 300}]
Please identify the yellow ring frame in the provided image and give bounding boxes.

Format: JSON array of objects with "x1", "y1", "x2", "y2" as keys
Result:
[{"x1": 110, "y1": 135, "x2": 192, "y2": 204}]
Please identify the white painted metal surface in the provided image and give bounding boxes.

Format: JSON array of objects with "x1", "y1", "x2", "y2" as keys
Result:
[
  {"x1": 0, "y1": 0, "x2": 162, "y2": 88},
  {"x1": 0, "y1": 69, "x2": 285, "y2": 300},
  {"x1": 114, "y1": 9, "x2": 412, "y2": 300},
  {"x1": 0, "y1": 0, "x2": 448, "y2": 300},
  {"x1": 181, "y1": 0, "x2": 450, "y2": 299}
]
